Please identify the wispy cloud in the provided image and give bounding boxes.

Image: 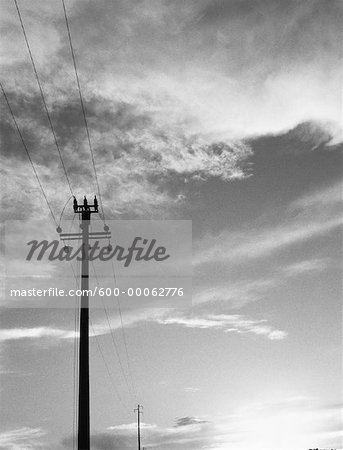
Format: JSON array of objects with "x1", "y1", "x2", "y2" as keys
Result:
[
  {"x1": 194, "y1": 182, "x2": 342, "y2": 267},
  {"x1": 193, "y1": 278, "x2": 277, "y2": 307},
  {"x1": 195, "y1": 215, "x2": 342, "y2": 267},
  {"x1": 0, "y1": 326, "x2": 75, "y2": 342},
  {"x1": 190, "y1": 256, "x2": 331, "y2": 309},
  {"x1": 183, "y1": 387, "x2": 200, "y2": 393},
  {"x1": 0, "y1": 306, "x2": 286, "y2": 345},
  {"x1": 155, "y1": 313, "x2": 287, "y2": 340},
  {"x1": 0, "y1": 427, "x2": 47, "y2": 450},
  {"x1": 290, "y1": 180, "x2": 342, "y2": 210},
  {"x1": 280, "y1": 258, "x2": 329, "y2": 278},
  {"x1": 0, "y1": 89, "x2": 252, "y2": 218}
]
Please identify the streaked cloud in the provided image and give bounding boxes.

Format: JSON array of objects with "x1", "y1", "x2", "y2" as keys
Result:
[
  {"x1": 193, "y1": 278, "x2": 277, "y2": 307},
  {"x1": 195, "y1": 215, "x2": 341, "y2": 267},
  {"x1": 0, "y1": 307, "x2": 286, "y2": 344},
  {"x1": 289, "y1": 180, "x2": 342, "y2": 210},
  {"x1": 155, "y1": 313, "x2": 287, "y2": 340},
  {"x1": 0, "y1": 427, "x2": 47, "y2": 450},
  {"x1": 194, "y1": 182, "x2": 342, "y2": 267},
  {"x1": 280, "y1": 258, "x2": 329, "y2": 278},
  {"x1": 0, "y1": 326, "x2": 75, "y2": 342},
  {"x1": 183, "y1": 387, "x2": 200, "y2": 393}
]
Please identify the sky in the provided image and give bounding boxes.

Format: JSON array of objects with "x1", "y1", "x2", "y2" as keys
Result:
[{"x1": 0, "y1": 0, "x2": 342, "y2": 448}]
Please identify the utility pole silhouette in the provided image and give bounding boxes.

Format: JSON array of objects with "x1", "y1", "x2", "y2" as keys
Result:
[
  {"x1": 60, "y1": 195, "x2": 110, "y2": 450},
  {"x1": 77, "y1": 197, "x2": 92, "y2": 450},
  {"x1": 134, "y1": 404, "x2": 143, "y2": 450}
]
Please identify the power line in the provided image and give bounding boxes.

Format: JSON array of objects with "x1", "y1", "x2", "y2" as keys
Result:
[
  {"x1": 69, "y1": 234, "x2": 127, "y2": 434},
  {"x1": 89, "y1": 319, "x2": 127, "y2": 410},
  {"x1": 1, "y1": 81, "x2": 58, "y2": 226},
  {"x1": 110, "y1": 258, "x2": 138, "y2": 402},
  {"x1": 90, "y1": 260, "x2": 136, "y2": 401},
  {"x1": 58, "y1": 230, "x2": 80, "y2": 450},
  {"x1": 61, "y1": 0, "x2": 106, "y2": 221},
  {"x1": 13, "y1": 0, "x2": 74, "y2": 197},
  {"x1": 70, "y1": 257, "x2": 127, "y2": 428},
  {"x1": 59, "y1": 195, "x2": 74, "y2": 226}
]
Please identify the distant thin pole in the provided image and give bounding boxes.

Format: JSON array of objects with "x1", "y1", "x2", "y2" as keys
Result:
[{"x1": 134, "y1": 404, "x2": 143, "y2": 450}]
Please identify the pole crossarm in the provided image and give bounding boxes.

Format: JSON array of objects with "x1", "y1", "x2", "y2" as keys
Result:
[
  {"x1": 60, "y1": 236, "x2": 111, "y2": 241},
  {"x1": 60, "y1": 232, "x2": 111, "y2": 240}
]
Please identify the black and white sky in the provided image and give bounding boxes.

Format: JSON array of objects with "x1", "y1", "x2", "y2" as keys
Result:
[{"x1": 0, "y1": 0, "x2": 342, "y2": 449}]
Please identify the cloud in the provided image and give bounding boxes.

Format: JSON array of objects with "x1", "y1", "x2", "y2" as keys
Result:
[
  {"x1": 90, "y1": 308, "x2": 288, "y2": 342},
  {"x1": 1, "y1": 0, "x2": 342, "y2": 221},
  {"x1": 155, "y1": 313, "x2": 287, "y2": 340},
  {"x1": 193, "y1": 278, "x2": 277, "y2": 307},
  {"x1": 0, "y1": 308, "x2": 158, "y2": 344},
  {"x1": 189, "y1": 257, "x2": 331, "y2": 310},
  {"x1": 174, "y1": 416, "x2": 208, "y2": 427},
  {"x1": 0, "y1": 427, "x2": 46, "y2": 450},
  {"x1": 0, "y1": 306, "x2": 286, "y2": 348},
  {"x1": 0, "y1": 87, "x2": 252, "y2": 218},
  {"x1": 281, "y1": 121, "x2": 341, "y2": 150},
  {"x1": 249, "y1": 121, "x2": 343, "y2": 156},
  {"x1": 289, "y1": 181, "x2": 343, "y2": 211},
  {"x1": 62, "y1": 416, "x2": 214, "y2": 449},
  {"x1": 0, "y1": 326, "x2": 75, "y2": 342},
  {"x1": 57, "y1": 0, "x2": 341, "y2": 139},
  {"x1": 183, "y1": 387, "x2": 200, "y2": 393},
  {"x1": 194, "y1": 182, "x2": 343, "y2": 267},
  {"x1": 61, "y1": 399, "x2": 342, "y2": 449},
  {"x1": 195, "y1": 215, "x2": 341, "y2": 267},
  {"x1": 101, "y1": 417, "x2": 213, "y2": 450},
  {"x1": 280, "y1": 258, "x2": 329, "y2": 278}
]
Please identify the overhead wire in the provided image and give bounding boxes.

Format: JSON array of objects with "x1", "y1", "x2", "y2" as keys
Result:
[
  {"x1": 1, "y1": 81, "x2": 58, "y2": 227},
  {"x1": 59, "y1": 195, "x2": 74, "y2": 226},
  {"x1": 13, "y1": 0, "x2": 74, "y2": 197},
  {"x1": 55, "y1": 221, "x2": 80, "y2": 450},
  {"x1": 65, "y1": 219, "x2": 128, "y2": 411},
  {"x1": 61, "y1": 0, "x2": 106, "y2": 222},
  {"x1": 69, "y1": 227, "x2": 127, "y2": 432},
  {"x1": 9, "y1": 0, "x2": 139, "y2": 421},
  {"x1": 90, "y1": 255, "x2": 136, "y2": 402},
  {"x1": 6, "y1": 0, "x2": 125, "y2": 430},
  {"x1": 110, "y1": 258, "x2": 138, "y2": 402},
  {"x1": 3, "y1": 68, "x2": 78, "y2": 442},
  {"x1": 89, "y1": 318, "x2": 127, "y2": 410}
]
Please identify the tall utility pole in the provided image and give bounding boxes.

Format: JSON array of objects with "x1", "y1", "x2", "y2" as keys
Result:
[
  {"x1": 78, "y1": 199, "x2": 92, "y2": 450},
  {"x1": 134, "y1": 404, "x2": 143, "y2": 450},
  {"x1": 61, "y1": 195, "x2": 110, "y2": 450}
]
